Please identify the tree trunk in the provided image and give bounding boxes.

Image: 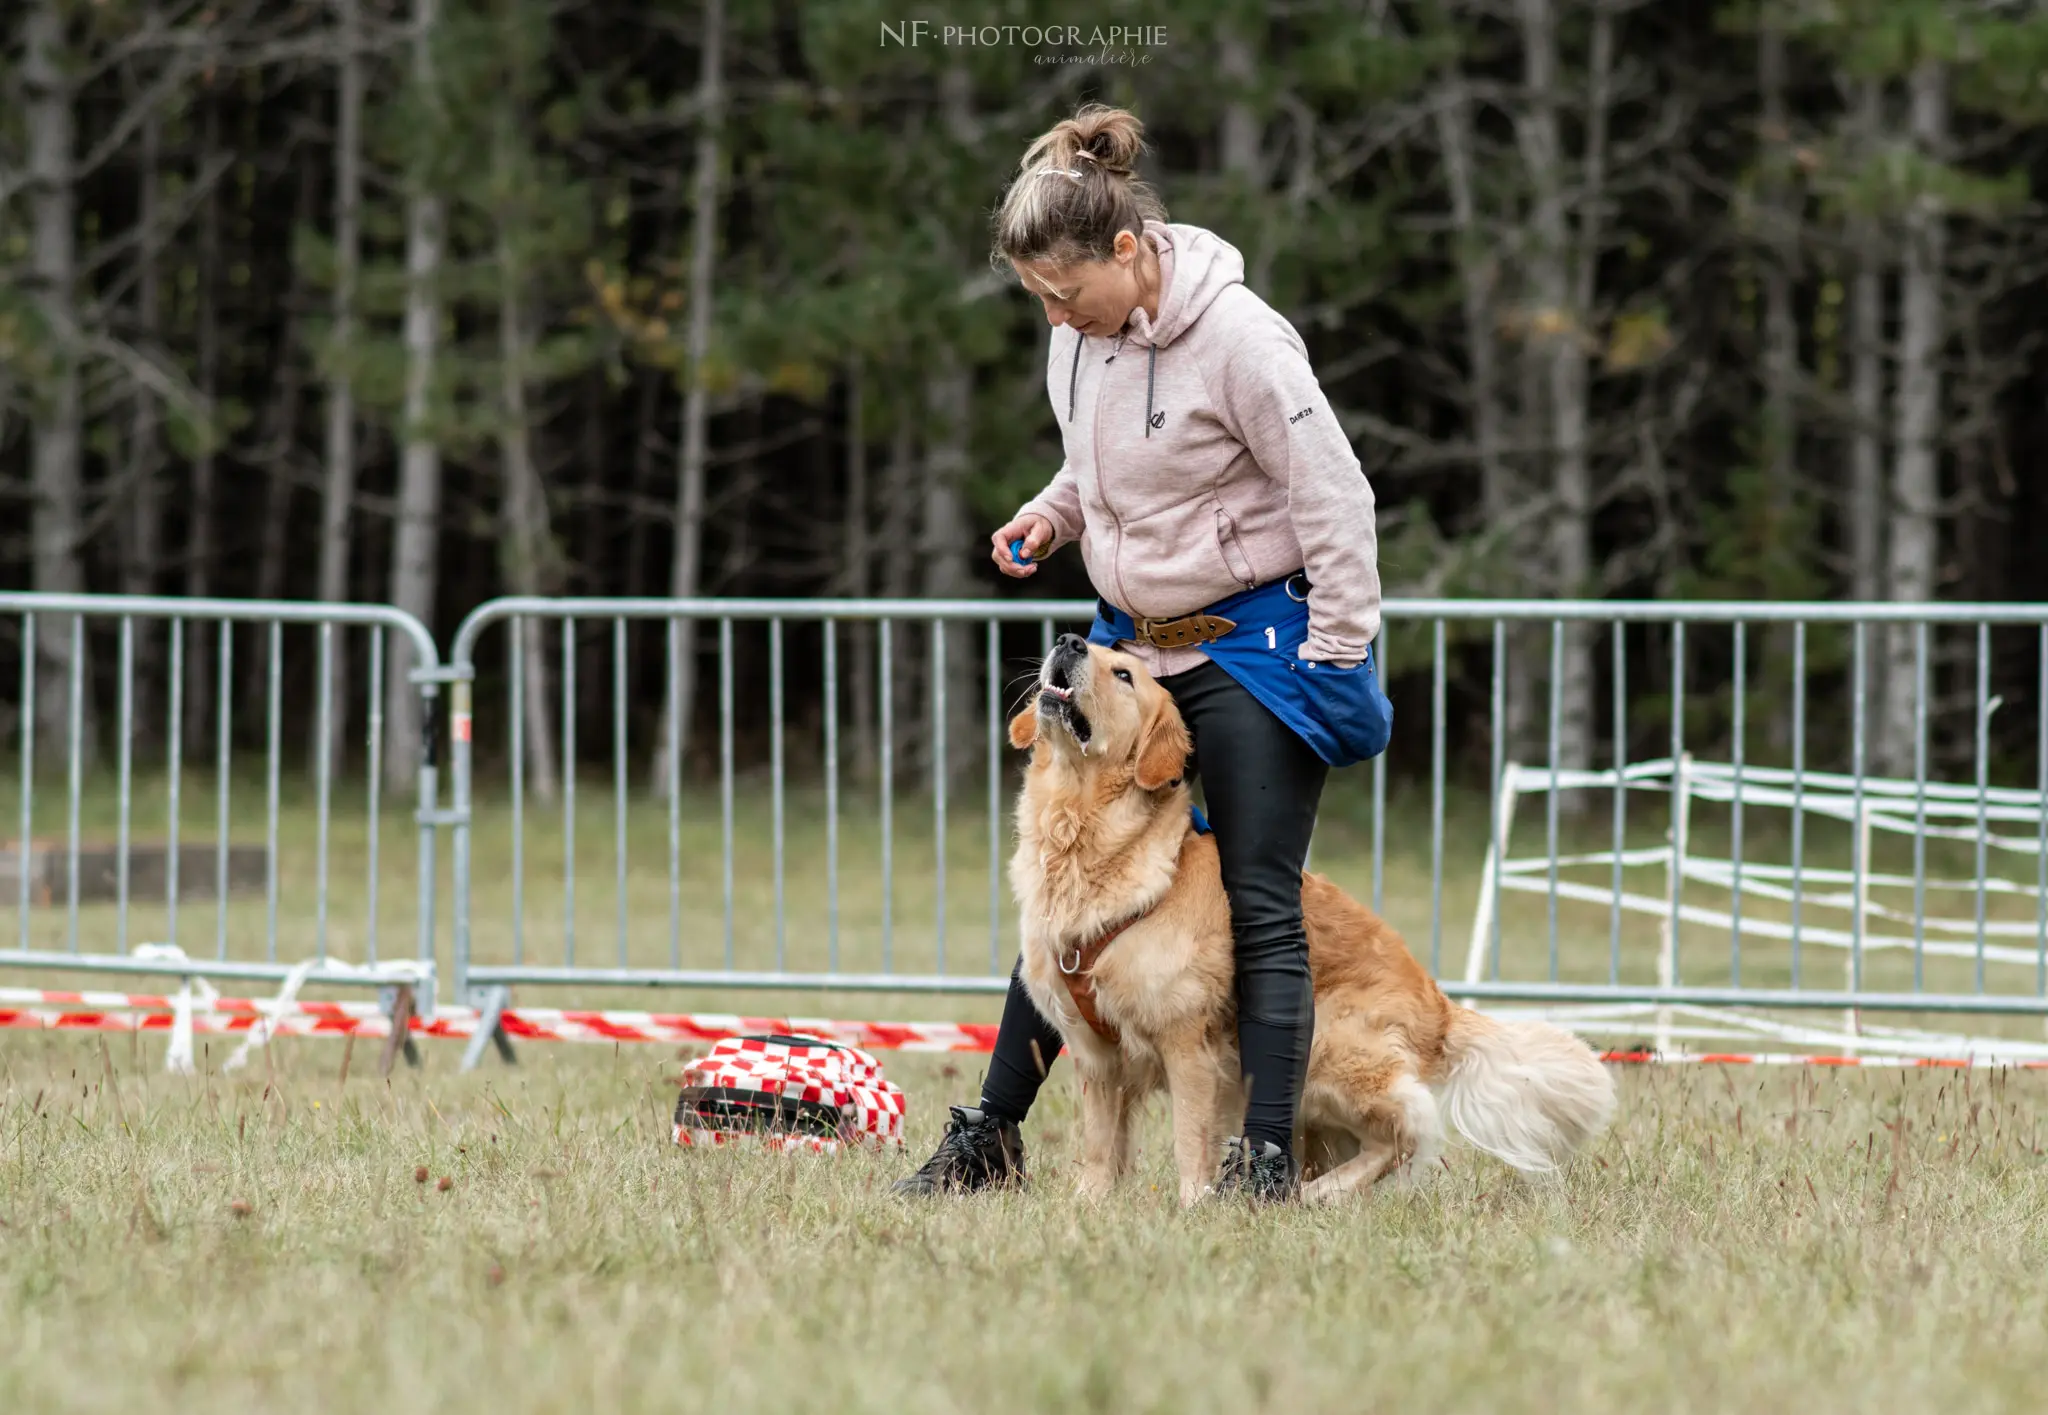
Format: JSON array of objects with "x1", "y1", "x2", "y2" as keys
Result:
[
  {"x1": 184, "y1": 93, "x2": 221, "y2": 754},
  {"x1": 1217, "y1": 28, "x2": 1272, "y2": 290},
  {"x1": 385, "y1": 0, "x2": 446, "y2": 789},
  {"x1": 1757, "y1": 15, "x2": 1800, "y2": 753},
  {"x1": 1880, "y1": 61, "x2": 1947, "y2": 778},
  {"x1": 254, "y1": 151, "x2": 315, "y2": 610},
  {"x1": 652, "y1": 0, "x2": 723, "y2": 795},
  {"x1": 1434, "y1": 79, "x2": 1511, "y2": 548},
  {"x1": 25, "y1": 0, "x2": 93, "y2": 765},
  {"x1": 918, "y1": 62, "x2": 981, "y2": 792},
  {"x1": 842, "y1": 360, "x2": 877, "y2": 784},
  {"x1": 495, "y1": 120, "x2": 560, "y2": 804},
  {"x1": 121, "y1": 70, "x2": 165, "y2": 749},
  {"x1": 1847, "y1": 78, "x2": 1886, "y2": 610},
  {"x1": 316, "y1": 0, "x2": 364, "y2": 774},
  {"x1": 920, "y1": 361, "x2": 977, "y2": 791},
  {"x1": 1515, "y1": 0, "x2": 1602, "y2": 785},
  {"x1": 880, "y1": 410, "x2": 921, "y2": 790}
]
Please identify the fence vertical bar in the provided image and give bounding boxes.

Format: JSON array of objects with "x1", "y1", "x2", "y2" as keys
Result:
[
  {"x1": 2037, "y1": 623, "x2": 2046, "y2": 998},
  {"x1": 511, "y1": 617, "x2": 525, "y2": 966},
  {"x1": 1974, "y1": 622, "x2": 1991, "y2": 994},
  {"x1": 265, "y1": 622, "x2": 281, "y2": 962},
  {"x1": 1429, "y1": 619, "x2": 1446, "y2": 976},
  {"x1": 366, "y1": 630, "x2": 383, "y2": 964},
  {"x1": 215, "y1": 622, "x2": 232, "y2": 960},
  {"x1": 1546, "y1": 619, "x2": 1562, "y2": 980},
  {"x1": 1610, "y1": 620, "x2": 1626, "y2": 985},
  {"x1": 932, "y1": 618, "x2": 948, "y2": 973},
  {"x1": 987, "y1": 618, "x2": 1001, "y2": 974},
  {"x1": 1850, "y1": 623, "x2": 1867, "y2": 997},
  {"x1": 17, "y1": 614, "x2": 32, "y2": 953},
  {"x1": 823, "y1": 619, "x2": 840, "y2": 972},
  {"x1": 1730, "y1": 621, "x2": 1745, "y2": 986},
  {"x1": 1913, "y1": 622, "x2": 1928, "y2": 989},
  {"x1": 66, "y1": 615, "x2": 82, "y2": 955},
  {"x1": 562, "y1": 618, "x2": 577, "y2": 966},
  {"x1": 1790, "y1": 622, "x2": 1806, "y2": 987},
  {"x1": 314, "y1": 622, "x2": 333, "y2": 962},
  {"x1": 771, "y1": 617, "x2": 787, "y2": 971},
  {"x1": 116, "y1": 617, "x2": 134, "y2": 955},
  {"x1": 1489, "y1": 619, "x2": 1506, "y2": 979},
  {"x1": 880, "y1": 617, "x2": 894, "y2": 972},
  {"x1": 1667, "y1": 621, "x2": 1686, "y2": 987},
  {"x1": 666, "y1": 618, "x2": 682, "y2": 971},
  {"x1": 166, "y1": 621, "x2": 183, "y2": 946},
  {"x1": 615, "y1": 618, "x2": 630, "y2": 970},
  {"x1": 719, "y1": 617, "x2": 734, "y2": 969}
]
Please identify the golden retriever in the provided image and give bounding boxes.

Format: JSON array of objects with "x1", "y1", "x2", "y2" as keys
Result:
[{"x1": 1009, "y1": 635, "x2": 1616, "y2": 1206}]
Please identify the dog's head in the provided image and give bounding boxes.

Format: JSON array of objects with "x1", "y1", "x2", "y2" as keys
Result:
[{"x1": 1008, "y1": 633, "x2": 1190, "y2": 790}]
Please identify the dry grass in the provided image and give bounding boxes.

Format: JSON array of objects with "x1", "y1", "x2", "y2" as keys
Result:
[
  {"x1": 3, "y1": 1036, "x2": 2048, "y2": 1413},
  {"x1": 5, "y1": 773, "x2": 2048, "y2": 1411}
]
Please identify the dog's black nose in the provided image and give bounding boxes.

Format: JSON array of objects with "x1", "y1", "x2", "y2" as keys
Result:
[{"x1": 1055, "y1": 633, "x2": 1088, "y2": 654}]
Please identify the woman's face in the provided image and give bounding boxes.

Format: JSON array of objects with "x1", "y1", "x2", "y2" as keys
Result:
[{"x1": 1011, "y1": 229, "x2": 1145, "y2": 338}]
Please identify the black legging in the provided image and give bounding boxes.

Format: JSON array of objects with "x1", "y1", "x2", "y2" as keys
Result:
[{"x1": 978, "y1": 657, "x2": 1328, "y2": 1154}]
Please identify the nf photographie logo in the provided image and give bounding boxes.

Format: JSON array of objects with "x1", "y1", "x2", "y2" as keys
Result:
[{"x1": 879, "y1": 22, "x2": 1169, "y2": 65}]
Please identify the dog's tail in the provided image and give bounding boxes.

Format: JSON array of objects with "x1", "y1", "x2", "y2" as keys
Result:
[{"x1": 1438, "y1": 1006, "x2": 1615, "y2": 1173}]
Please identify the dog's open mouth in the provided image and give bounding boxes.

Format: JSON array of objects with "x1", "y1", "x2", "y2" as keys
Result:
[{"x1": 1039, "y1": 673, "x2": 1092, "y2": 746}]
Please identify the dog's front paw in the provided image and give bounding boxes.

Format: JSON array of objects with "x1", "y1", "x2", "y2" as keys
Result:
[{"x1": 1074, "y1": 1168, "x2": 1115, "y2": 1203}]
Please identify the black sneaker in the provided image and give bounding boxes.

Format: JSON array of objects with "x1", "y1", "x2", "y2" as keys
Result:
[
  {"x1": 890, "y1": 1105, "x2": 1026, "y2": 1197},
  {"x1": 1214, "y1": 1137, "x2": 1300, "y2": 1204}
]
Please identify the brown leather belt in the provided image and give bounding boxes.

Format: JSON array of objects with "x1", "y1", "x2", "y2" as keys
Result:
[{"x1": 1129, "y1": 611, "x2": 1237, "y2": 649}]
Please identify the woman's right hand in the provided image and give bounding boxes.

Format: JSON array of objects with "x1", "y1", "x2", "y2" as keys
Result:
[{"x1": 990, "y1": 514, "x2": 1054, "y2": 579}]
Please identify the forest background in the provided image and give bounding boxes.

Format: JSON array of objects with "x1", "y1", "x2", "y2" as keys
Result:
[{"x1": 4, "y1": 0, "x2": 2045, "y2": 799}]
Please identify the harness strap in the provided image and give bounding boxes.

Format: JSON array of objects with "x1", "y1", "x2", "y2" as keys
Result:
[{"x1": 1057, "y1": 915, "x2": 1139, "y2": 1046}]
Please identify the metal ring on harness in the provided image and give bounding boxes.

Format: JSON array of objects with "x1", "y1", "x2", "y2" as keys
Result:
[
  {"x1": 1285, "y1": 573, "x2": 1310, "y2": 603},
  {"x1": 1059, "y1": 946, "x2": 1083, "y2": 975}
]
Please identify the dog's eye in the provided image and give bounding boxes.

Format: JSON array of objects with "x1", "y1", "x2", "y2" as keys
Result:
[{"x1": 1113, "y1": 668, "x2": 1133, "y2": 684}]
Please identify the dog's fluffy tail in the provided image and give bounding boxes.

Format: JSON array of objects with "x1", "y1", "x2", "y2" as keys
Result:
[{"x1": 1438, "y1": 1006, "x2": 1615, "y2": 1173}]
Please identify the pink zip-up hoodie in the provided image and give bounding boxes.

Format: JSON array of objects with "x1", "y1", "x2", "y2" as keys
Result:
[{"x1": 1015, "y1": 218, "x2": 1381, "y2": 675}]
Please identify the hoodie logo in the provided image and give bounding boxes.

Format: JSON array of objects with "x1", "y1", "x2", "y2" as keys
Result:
[
  {"x1": 1148, "y1": 411, "x2": 1165, "y2": 429},
  {"x1": 1288, "y1": 406, "x2": 1315, "y2": 425}
]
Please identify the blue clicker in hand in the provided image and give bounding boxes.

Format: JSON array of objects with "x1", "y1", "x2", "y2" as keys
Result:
[{"x1": 1010, "y1": 539, "x2": 1032, "y2": 565}]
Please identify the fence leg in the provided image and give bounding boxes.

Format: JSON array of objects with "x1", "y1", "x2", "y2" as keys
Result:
[
  {"x1": 1655, "y1": 753, "x2": 1693, "y2": 1057},
  {"x1": 460, "y1": 985, "x2": 517, "y2": 1072},
  {"x1": 1464, "y1": 761, "x2": 1522, "y2": 991},
  {"x1": 1847, "y1": 804, "x2": 1871, "y2": 1056}
]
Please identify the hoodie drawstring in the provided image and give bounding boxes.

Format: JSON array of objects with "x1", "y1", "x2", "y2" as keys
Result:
[
  {"x1": 1068, "y1": 326, "x2": 1159, "y2": 437},
  {"x1": 1144, "y1": 344, "x2": 1157, "y2": 438},
  {"x1": 1066, "y1": 331, "x2": 1083, "y2": 423}
]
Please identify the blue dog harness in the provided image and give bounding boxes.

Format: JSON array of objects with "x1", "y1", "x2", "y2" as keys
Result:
[{"x1": 1088, "y1": 576, "x2": 1393, "y2": 770}]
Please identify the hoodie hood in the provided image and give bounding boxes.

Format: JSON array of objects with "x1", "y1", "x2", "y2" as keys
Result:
[{"x1": 1124, "y1": 220, "x2": 1245, "y2": 350}]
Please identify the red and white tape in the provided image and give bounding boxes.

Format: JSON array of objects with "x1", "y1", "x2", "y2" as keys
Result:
[{"x1": 7, "y1": 985, "x2": 2048, "y2": 1068}]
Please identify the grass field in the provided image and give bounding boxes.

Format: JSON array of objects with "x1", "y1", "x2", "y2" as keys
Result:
[
  {"x1": 4, "y1": 1035, "x2": 2048, "y2": 1412},
  {"x1": 5, "y1": 771, "x2": 2048, "y2": 1411}
]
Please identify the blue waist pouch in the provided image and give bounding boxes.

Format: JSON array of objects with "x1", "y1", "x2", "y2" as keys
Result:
[{"x1": 1087, "y1": 575, "x2": 1393, "y2": 769}]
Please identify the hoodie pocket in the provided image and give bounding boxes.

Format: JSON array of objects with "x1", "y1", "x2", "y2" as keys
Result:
[{"x1": 1213, "y1": 505, "x2": 1257, "y2": 588}]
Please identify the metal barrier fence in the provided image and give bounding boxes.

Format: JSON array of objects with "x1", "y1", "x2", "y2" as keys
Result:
[
  {"x1": 1, "y1": 593, "x2": 448, "y2": 1002},
  {"x1": 443, "y1": 597, "x2": 2048, "y2": 1032},
  {"x1": 4, "y1": 591, "x2": 2042, "y2": 1050}
]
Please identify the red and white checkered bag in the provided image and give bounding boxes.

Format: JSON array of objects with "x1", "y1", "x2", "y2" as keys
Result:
[{"x1": 673, "y1": 1033, "x2": 907, "y2": 1154}]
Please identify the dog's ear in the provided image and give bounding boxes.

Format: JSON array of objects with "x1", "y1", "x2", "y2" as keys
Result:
[
  {"x1": 1133, "y1": 699, "x2": 1191, "y2": 790},
  {"x1": 1008, "y1": 705, "x2": 1038, "y2": 750}
]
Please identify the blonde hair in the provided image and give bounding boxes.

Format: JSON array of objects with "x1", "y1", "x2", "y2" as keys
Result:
[{"x1": 989, "y1": 104, "x2": 1168, "y2": 275}]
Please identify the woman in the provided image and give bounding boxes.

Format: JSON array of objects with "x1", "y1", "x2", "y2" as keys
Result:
[{"x1": 894, "y1": 104, "x2": 1389, "y2": 1203}]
